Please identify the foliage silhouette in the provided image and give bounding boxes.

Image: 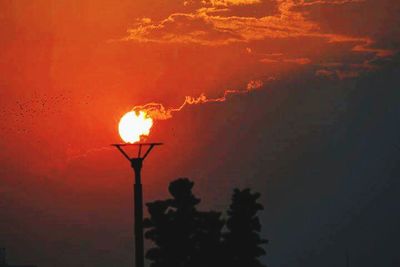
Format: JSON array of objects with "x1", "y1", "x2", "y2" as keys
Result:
[
  {"x1": 144, "y1": 178, "x2": 224, "y2": 267},
  {"x1": 223, "y1": 188, "x2": 267, "y2": 267},
  {"x1": 144, "y1": 179, "x2": 266, "y2": 267}
]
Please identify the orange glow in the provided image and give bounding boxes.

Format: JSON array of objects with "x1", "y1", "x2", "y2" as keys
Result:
[{"x1": 118, "y1": 111, "x2": 153, "y2": 143}]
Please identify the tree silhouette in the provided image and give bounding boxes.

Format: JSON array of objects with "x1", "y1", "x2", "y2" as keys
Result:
[
  {"x1": 144, "y1": 178, "x2": 224, "y2": 267},
  {"x1": 192, "y1": 210, "x2": 224, "y2": 267},
  {"x1": 223, "y1": 188, "x2": 267, "y2": 267}
]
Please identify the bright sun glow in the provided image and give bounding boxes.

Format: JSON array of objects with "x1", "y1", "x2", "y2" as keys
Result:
[{"x1": 118, "y1": 111, "x2": 153, "y2": 143}]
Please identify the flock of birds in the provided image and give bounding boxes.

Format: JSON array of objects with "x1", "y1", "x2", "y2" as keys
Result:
[{"x1": 0, "y1": 92, "x2": 92, "y2": 136}]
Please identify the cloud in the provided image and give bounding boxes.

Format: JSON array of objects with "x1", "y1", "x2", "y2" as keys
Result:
[
  {"x1": 260, "y1": 55, "x2": 311, "y2": 65},
  {"x1": 292, "y1": 0, "x2": 365, "y2": 7},
  {"x1": 315, "y1": 60, "x2": 375, "y2": 80},
  {"x1": 131, "y1": 78, "x2": 272, "y2": 121},
  {"x1": 206, "y1": 0, "x2": 262, "y2": 6},
  {"x1": 246, "y1": 79, "x2": 264, "y2": 90},
  {"x1": 293, "y1": 0, "x2": 400, "y2": 51},
  {"x1": 123, "y1": 0, "x2": 393, "y2": 60},
  {"x1": 124, "y1": 12, "x2": 243, "y2": 45},
  {"x1": 284, "y1": 58, "x2": 311, "y2": 64},
  {"x1": 316, "y1": 69, "x2": 360, "y2": 80},
  {"x1": 316, "y1": 69, "x2": 336, "y2": 78},
  {"x1": 120, "y1": 0, "x2": 396, "y2": 80},
  {"x1": 123, "y1": 1, "x2": 320, "y2": 45},
  {"x1": 185, "y1": 0, "x2": 262, "y2": 7}
]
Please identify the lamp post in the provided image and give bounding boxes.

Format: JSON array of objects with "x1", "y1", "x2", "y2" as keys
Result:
[{"x1": 112, "y1": 142, "x2": 162, "y2": 267}]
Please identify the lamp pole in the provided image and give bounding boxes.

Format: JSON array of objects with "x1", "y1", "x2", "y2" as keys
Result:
[{"x1": 112, "y1": 143, "x2": 162, "y2": 267}]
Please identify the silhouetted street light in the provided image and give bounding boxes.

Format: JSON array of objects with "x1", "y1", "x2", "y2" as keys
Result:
[{"x1": 112, "y1": 142, "x2": 162, "y2": 267}]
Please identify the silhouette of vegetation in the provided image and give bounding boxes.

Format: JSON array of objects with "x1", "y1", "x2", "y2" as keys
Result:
[
  {"x1": 144, "y1": 178, "x2": 224, "y2": 267},
  {"x1": 223, "y1": 189, "x2": 267, "y2": 267},
  {"x1": 144, "y1": 178, "x2": 266, "y2": 267}
]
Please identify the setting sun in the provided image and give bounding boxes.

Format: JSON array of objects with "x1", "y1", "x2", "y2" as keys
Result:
[{"x1": 118, "y1": 111, "x2": 153, "y2": 143}]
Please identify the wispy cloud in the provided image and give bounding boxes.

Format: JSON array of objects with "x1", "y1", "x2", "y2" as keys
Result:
[
  {"x1": 122, "y1": 0, "x2": 393, "y2": 64},
  {"x1": 260, "y1": 55, "x2": 311, "y2": 65},
  {"x1": 184, "y1": 0, "x2": 262, "y2": 7},
  {"x1": 292, "y1": 0, "x2": 365, "y2": 7},
  {"x1": 119, "y1": 0, "x2": 396, "y2": 81},
  {"x1": 205, "y1": 0, "x2": 262, "y2": 6},
  {"x1": 131, "y1": 78, "x2": 272, "y2": 121}
]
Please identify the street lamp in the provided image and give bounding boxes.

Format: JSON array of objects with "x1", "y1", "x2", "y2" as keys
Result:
[{"x1": 112, "y1": 142, "x2": 162, "y2": 267}]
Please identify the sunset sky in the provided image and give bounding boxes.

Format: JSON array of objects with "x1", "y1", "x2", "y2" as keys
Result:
[{"x1": 1, "y1": 0, "x2": 400, "y2": 266}]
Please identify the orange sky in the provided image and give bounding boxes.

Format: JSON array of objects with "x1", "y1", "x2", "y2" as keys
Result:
[
  {"x1": 0, "y1": 1, "x2": 399, "y2": 266},
  {"x1": 0, "y1": 0, "x2": 398, "y2": 172}
]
